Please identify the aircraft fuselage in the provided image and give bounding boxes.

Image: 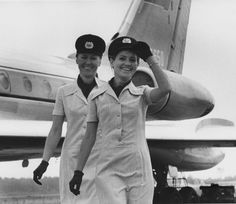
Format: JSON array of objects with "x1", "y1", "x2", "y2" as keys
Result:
[{"x1": 0, "y1": 52, "x2": 214, "y2": 121}]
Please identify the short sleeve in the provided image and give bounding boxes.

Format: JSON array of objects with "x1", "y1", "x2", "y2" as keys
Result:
[
  {"x1": 143, "y1": 85, "x2": 154, "y2": 105},
  {"x1": 87, "y1": 98, "x2": 98, "y2": 122},
  {"x1": 52, "y1": 87, "x2": 65, "y2": 116}
]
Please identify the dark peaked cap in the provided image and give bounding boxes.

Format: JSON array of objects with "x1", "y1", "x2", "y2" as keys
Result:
[
  {"x1": 75, "y1": 34, "x2": 106, "y2": 57},
  {"x1": 108, "y1": 36, "x2": 136, "y2": 58}
]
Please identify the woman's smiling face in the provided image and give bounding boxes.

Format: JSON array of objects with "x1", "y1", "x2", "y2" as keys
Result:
[
  {"x1": 110, "y1": 50, "x2": 139, "y2": 82},
  {"x1": 76, "y1": 53, "x2": 101, "y2": 81}
]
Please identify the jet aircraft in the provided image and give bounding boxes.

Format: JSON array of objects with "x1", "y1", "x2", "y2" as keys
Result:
[{"x1": 0, "y1": 0, "x2": 236, "y2": 203}]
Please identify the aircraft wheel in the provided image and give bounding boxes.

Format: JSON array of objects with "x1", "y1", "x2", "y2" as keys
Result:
[
  {"x1": 154, "y1": 187, "x2": 183, "y2": 204},
  {"x1": 179, "y1": 186, "x2": 199, "y2": 203},
  {"x1": 22, "y1": 159, "x2": 29, "y2": 167}
]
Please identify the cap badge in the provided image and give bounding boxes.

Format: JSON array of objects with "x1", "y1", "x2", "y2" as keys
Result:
[
  {"x1": 85, "y1": 41, "x2": 94, "y2": 49},
  {"x1": 122, "y1": 38, "x2": 132, "y2": 44}
]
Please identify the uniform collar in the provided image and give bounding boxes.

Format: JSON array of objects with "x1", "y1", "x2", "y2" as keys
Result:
[
  {"x1": 123, "y1": 81, "x2": 143, "y2": 95},
  {"x1": 64, "y1": 77, "x2": 104, "y2": 96},
  {"x1": 90, "y1": 80, "x2": 143, "y2": 101},
  {"x1": 108, "y1": 78, "x2": 131, "y2": 98},
  {"x1": 95, "y1": 77, "x2": 104, "y2": 87},
  {"x1": 106, "y1": 80, "x2": 143, "y2": 101},
  {"x1": 63, "y1": 81, "x2": 80, "y2": 96}
]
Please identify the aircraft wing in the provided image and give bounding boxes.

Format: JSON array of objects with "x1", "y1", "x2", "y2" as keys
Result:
[
  {"x1": 0, "y1": 120, "x2": 66, "y2": 161},
  {"x1": 146, "y1": 118, "x2": 236, "y2": 148},
  {"x1": 146, "y1": 118, "x2": 236, "y2": 171},
  {"x1": 0, "y1": 118, "x2": 235, "y2": 163}
]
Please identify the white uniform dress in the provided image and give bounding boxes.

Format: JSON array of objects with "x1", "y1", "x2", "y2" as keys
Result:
[
  {"x1": 88, "y1": 82, "x2": 155, "y2": 204},
  {"x1": 52, "y1": 78, "x2": 104, "y2": 204}
]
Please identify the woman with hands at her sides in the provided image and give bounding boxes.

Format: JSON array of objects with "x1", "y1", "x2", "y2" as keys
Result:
[
  {"x1": 69, "y1": 36, "x2": 171, "y2": 203},
  {"x1": 33, "y1": 34, "x2": 106, "y2": 204}
]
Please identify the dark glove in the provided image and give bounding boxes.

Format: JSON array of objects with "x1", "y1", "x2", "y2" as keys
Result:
[
  {"x1": 69, "y1": 170, "x2": 84, "y2": 196},
  {"x1": 132, "y1": 41, "x2": 153, "y2": 61},
  {"x1": 33, "y1": 160, "x2": 49, "y2": 185}
]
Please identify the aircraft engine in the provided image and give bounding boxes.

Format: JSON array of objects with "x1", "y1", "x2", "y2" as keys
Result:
[{"x1": 132, "y1": 67, "x2": 214, "y2": 120}]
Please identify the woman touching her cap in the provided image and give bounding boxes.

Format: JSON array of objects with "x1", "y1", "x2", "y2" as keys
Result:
[{"x1": 70, "y1": 36, "x2": 171, "y2": 203}]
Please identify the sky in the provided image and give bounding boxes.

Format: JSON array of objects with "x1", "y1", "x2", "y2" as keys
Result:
[
  {"x1": 0, "y1": 0, "x2": 236, "y2": 180},
  {"x1": 183, "y1": 0, "x2": 236, "y2": 179}
]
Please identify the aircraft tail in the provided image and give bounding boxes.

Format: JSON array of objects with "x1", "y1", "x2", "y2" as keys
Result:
[{"x1": 112, "y1": 0, "x2": 191, "y2": 74}]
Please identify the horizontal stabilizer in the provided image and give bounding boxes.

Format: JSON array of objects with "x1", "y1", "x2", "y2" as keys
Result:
[
  {"x1": 146, "y1": 118, "x2": 236, "y2": 148},
  {"x1": 195, "y1": 118, "x2": 234, "y2": 132}
]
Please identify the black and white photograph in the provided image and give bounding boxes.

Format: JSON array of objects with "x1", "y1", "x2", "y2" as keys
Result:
[{"x1": 0, "y1": 0, "x2": 236, "y2": 203}]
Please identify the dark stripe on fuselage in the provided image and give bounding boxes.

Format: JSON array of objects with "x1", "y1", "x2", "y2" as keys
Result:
[
  {"x1": 0, "y1": 65, "x2": 75, "y2": 79},
  {"x1": 0, "y1": 92, "x2": 55, "y2": 103}
]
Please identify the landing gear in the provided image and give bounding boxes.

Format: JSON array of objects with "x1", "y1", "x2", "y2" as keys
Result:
[
  {"x1": 156, "y1": 187, "x2": 183, "y2": 204},
  {"x1": 22, "y1": 159, "x2": 29, "y2": 167},
  {"x1": 179, "y1": 186, "x2": 199, "y2": 203},
  {"x1": 152, "y1": 165, "x2": 199, "y2": 204},
  {"x1": 153, "y1": 166, "x2": 168, "y2": 203}
]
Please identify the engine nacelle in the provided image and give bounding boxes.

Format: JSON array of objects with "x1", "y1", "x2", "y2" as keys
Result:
[{"x1": 132, "y1": 67, "x2": 214, "y2": 120}]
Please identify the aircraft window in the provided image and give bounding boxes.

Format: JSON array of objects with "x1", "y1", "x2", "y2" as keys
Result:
[
  {"x1": 145, "y1": 0, "x2": 170, "y2": 10},
  {"x1": 23, "y1": 76, "x2": 32, "y2": 92},
  {"x1": 42, "y1": 80, "x2": 52, "y2": 98},
  {"x1": 0, "y1": 71, "x2": 10, "y2": 91}
]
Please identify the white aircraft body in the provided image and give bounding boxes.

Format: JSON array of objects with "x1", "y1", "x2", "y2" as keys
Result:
[{"x1": 0, "y1": 0, "x2": 236, "y2": 202}]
